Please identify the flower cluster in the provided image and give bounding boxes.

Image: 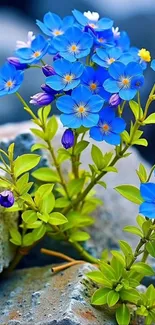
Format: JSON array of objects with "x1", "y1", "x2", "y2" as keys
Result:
[{"x1": 1, "y1": 9, "x2": 155, "y2": 145}]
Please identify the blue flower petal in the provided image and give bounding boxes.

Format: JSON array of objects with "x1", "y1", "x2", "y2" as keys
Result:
[
  {"x1": 0, "y1": 62, "x2": 16, "y2": 81},
  {"x1": 82, "y1": 113, "x2": 99, "y2": 127},
  {"x1": 70, "y1": 61, "x2": 84, "y2": 78},
  {"x1": 139, "y1": 202, "x2": 155, "y2": 219},
  {"x1": 56, "y1": 95, "x2": 75, "y2": 113},
  {"x1": 44, "y1": 12, "x2": 62, "y2": 30},
  {"x1": 78, "y1": 32, "x2": 93, "y2": 50},
  {"x1": 97, "y1": 18, "x2": 113, "y2": 30},
  {"x1": 125, "y1": 62, "x2": 143, "y2": 77},
  {"x1": 76, "y1": 48, "x2": 91, "y2": 59},
  {"x1": 96, "y1": 48, "x2": 108, "y2": 60},
  {"x1": 103, "y1": 78, "x2": 120, "y2": 93},
  {"x1": 72, "y1": 85, "x2": 92, "y2": 103},
  {"x1": 81, "y1": 66, "x2": 95, "y2": 85},
  {"x1": 119, "y1": 53, "x2": 133, "y2": 65},
  {"x1": 31, "y1": 35, "x2": 47, "y2": 52},
  {"x1": 53, "y1": 59, "x2": 71, "y2": 76},
  {"x1": 90, "y1": 126, "x2": 104, "y2": 141},
  {"x1": 46, "y1": 75, "x2": 65, "y2": 91},
  {"x1": 108, "y1": 62, "x2": 125, "y2": 80},
  {"x1": 111, "y1": 117, "x2": 126, "y2": 133},
  {"x1": 105, "y1": 132, "x2": 121, "y2": 145},
  {"x1": 92, "y1": 54, "x2": 108, "y2": 68},
  {"x1": 60, "y1": 113, "x2": 82, "y2": 128},
  {"x1": 99, "y1": 107, "x2": 115, "y2": 123},
  {"x1": 16, "y1": 48, "x2": 33, "y2": 62},
  {"x1": 60, "y1": 51, "x2": 76, "y2": 62},
  {"x1": 119, "y1": 88, "x2": 137, "y2": 100},
  {"x1": 64, "y1": 27, "x2": 83, "y2": 42},
  {"x1": 72, "y1": 9, "x2": 88, "y2": 27},
  {"x1": 140, "y1": 183, "x2": 155, "y2": 202},
  {"x1": 151, "y1": 59, "x2": 155, "y2": 71},
  {"x1": 36, "y1": 20, "x2": 52, "y2": 37},
  {"x1": 52, "y1": 35, "x2": 69, "y2": 52},
  {"x1": 63, "y1": 16, "x2": 75, "y2": 30},
  {"x1": 108, "y1": 47, "x2": 122, "y2": 59},
  {"x1": 64, "y1": 79, "x2": 80, "y2": 91},
  {"x1": 87, "y1": 95, "x2": 104, "y2": 112}
]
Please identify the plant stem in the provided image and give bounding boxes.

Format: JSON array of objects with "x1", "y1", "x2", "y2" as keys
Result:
[
  {"x1": 141, "y1": 84, "x2": 155, "y2": 121},
  {"x1": 71, "y1": 241, "x2": 98, "y2": 264},
  {"x1": 71, "y1": 132, "x2": 79, "y2": 178}
]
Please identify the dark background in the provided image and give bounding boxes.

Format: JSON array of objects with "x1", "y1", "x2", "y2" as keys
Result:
[{"x1": 0, "y1": 0, "x2": 155, "y2": 163}]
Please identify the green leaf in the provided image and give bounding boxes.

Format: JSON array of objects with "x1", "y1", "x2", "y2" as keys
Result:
[
  {"x1": 136, "y1": 214, "x2": 145, "y2": 228},
  {"x1": 30, "y1": 128, "x2": 46, "y2": 140},
  {"x1": 26, "y1": 221, "x2": 42, "y2": 229},
  {"x1": 32, "y1": 167, "x2": 60, "y2": 182},
  {"x1": 37, "y1": 212, "x2": 49, "y2": 223},
  {"x1": 97, "y1": 181, "x2": 107, "y2": 189},
  {"x1": 49, "y1": 212, "x2": 68, "y2": 225},
  {"x1": 111, "y1": 250, "x2": 125, "y2": 266},
  {"x1": 23, "y1": 233, "x2": 34, "y2": 247},
  {"x1": 116, "y1": 304, "x2": 130, "y2": 325},
  {"x1": 142, "y1": 220, "x2": 152, "y2": 237},
  {"x1": 115, "y1": 184, "x2": 143, "y2": 205},
  {"x1": 111, "y1": 257, "x2": 124, "y2": 279},
  {"x1": 121, "y1": 130, "x2": 130, "y2": 143},
  {"x1": 146, "y1": 241, "x2": 155, "y2": 257},
  {"x1": 10, "y1": 228, "x2": 22, "y2": 246},
  {"x1": 129, "y1": 100, "x2": 143, "y2": 120},
  {"x1": 87, "y1": 270, "x2": 107, "y2": 285},
  {"x1": 119, "y1": 240, "x2": 133, "y2": 257},
  {"x1": 42, "y1": 105, "x2": 51, "y2": 122},
  {"x1": 16, "y1": 173, "x2": 30, "y2": 194},
  {"x1": 132, "y1": 139, "x2": 148, "y2": 146},
  {"x1": 144, "y1": 113, "x2": 155, "y2": 124},
  {"x1": 146, "y1": 284, "x2": 155, "y2": 304},
  {"x1": 120, "y1": 288, "x2": 140, "y2": 304},
  {"x1": 57, "y1": 148, "x2": 71, "y2": 164},
  {"x1": 39, "y1": 193, "x2": 55, "y2": 214},
  {"x1": 55, "y1": 197, "x2": 70, "y2": 208},
  {"x1": 32, "y1": 224, "x2": 46, "y2": 241},
  {"x1": 136, "y1": 163, "x2": 147, "y2": 183},
  {"x1": 123, "y1": 225, "x2": 143, "y2": 237},
  {"x1": 107, "y1": 290, "x2": 119, "y2": 307},
  {"x1": 14, "y1": 154, "x2": 41, "y2": 178},
  {"x1": 91, "y1": 145, "x2": 104, "y2": 170},
  {"x1": 36, "y1": 183, "x2": 54, "y2": 199},
  {"x1": 46, "y1": 115, "x2": 58, "y2": 140},
  {"x1": 22, "y1": 210, "x2": 37, "y2": 224},
  {"x1": 31, "y1": 143, "x2": 48, "y2": 152},
  {"x1": 8, "y1": 143, "x2": 15, "y2": 161},
  {"x1": 69, "y1": 231, "x2": 90, "y2": 242},
  {"x1": 74, "y1": 141, "x2": 89, "y2": 155},
  {"x1": 131, "y1": 262, "x2": 155, "y2": 276},
  {"x1": 104, "y1": 166, "x2": 118, "y2": 173},
  {"x1": 67, "y1": 178, "x2": 84, "y2": 197},
  {"x1": 91, "y1": 288, "x2": 110, "y2": 305},
  {"x1": 99, "y1": 261, "x2": 116, "y2": 280}
]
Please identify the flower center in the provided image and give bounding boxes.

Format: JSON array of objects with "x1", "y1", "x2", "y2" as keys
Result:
[
  {"x1": 63, "y1": 74, "x2": 74, "y2": 83},
  {"x1": 98, "y1": 38, "x2": 105, "y2": 43},
  {"x1": 89, "y1": 23, "x2": 97, "y2": 29},
  {"x1": 122, "y1": 78, "x2": 130, "y2": 85},
  {"x1": 33, "y1": 51, "x2": 41, "y2": 58},
  {"x1": 52, "y1": 29, "x2": 64, "y2": 36},
  {"x1": 107, "y1": 58, "x2": 115, "y2": 64},
  {"x1": 90, "y1": 82, "x2": 97, "y2": 90},
  {"x1": 102, "y1": 123, "x2": 110, "y2": 133},
  {"x1": 138, "y1": 48, "x2": 151, "y2": 62},
  {"x1": 75, "y1": 103, "x2": 88, "y2": 117},
  {"x1": 5, "y1": 80, "x2": 14, "y2": 89},
  {"x1": 68, "y1": 44, "x2": 80, "y2": 54},
  {"x1": 78, "y1": 105, "x2": 85, "y2": 113}
]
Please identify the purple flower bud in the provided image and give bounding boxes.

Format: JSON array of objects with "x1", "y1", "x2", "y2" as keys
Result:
[
  {"x1": 53, "y1": 53, "x2": 62, "y2": 61},
  {"x1": 0, "y1": 190, "x2": 14, "y2": 208},
  {"x1": 42, "y1": 65, "x2": 56, "y2": 77},
  {"x1": 109, "y1": 94, "x2": 121, "y2": 107},
  {"x1": 61, "y1": 129, "x2": 74, "y2": 149},
  {"x1": 30, "y1": 92, "x2": 54, "y2": 106},
  {"x1": 7, "y1": 57, "x2": 28, "y2": 70},
  {"x1": 41, "y1": 84, "x2": 57, "y2": 95}
]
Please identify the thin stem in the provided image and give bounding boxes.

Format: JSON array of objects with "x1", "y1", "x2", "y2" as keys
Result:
[
  {"x1": 41, "y1": 59, "x2": 46, "y2": 65},
  {"x1": 71, "y1": 241, "x2": 98, "y2": 264},
  {"x1": 29, "y1": 65, "x2": 42, "y2": 69},
  {"x1": 71, "y1": 132, "x2": 79, "y2": 178},
  {"x1": 16, "y1": 92, "x2": 38, "y2": 121},
  {"x1": 41, "y1": 248, "x2": 74, "y2": 262},
  {"x1": 52, "y1": 260, "x2": 85, "y2": 273},
  {"x1": 141, "y1": 84, "x2": 155, "y2": 121},
  {"x1": 147, "y1": 164, "x2": 155, "y2": 182}
]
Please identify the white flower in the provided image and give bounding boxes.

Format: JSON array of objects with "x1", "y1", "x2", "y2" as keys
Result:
[
  {"x1": 16, "y1": 31, "x2": 35, "y2": 49},
  {"x1": 112, "y1": 27, "x2": 120, "y2": 39},
  {"x1": 84, "y1": 11, "x2": 99, "y2": 22}
]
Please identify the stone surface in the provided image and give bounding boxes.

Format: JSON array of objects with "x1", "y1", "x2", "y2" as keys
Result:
[
  {"x1": 0, "y1": 208, "x2": 18, "y2": 273},
  {"x1": 0, "y1": 263, "x2": 116, "y2": 325}
]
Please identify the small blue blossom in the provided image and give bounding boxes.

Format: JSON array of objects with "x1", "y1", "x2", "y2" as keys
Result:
[
  {"x1": 115, "y1": 31, "x2": 130, "y2": 52},
  {"x1": 56, "y1": 85, "x2": 104, "y2": 128},
  {"x1": 36, "y1": 12, "x2": 74, "y2": 37},
  {"x1": 90, "y1": 107, "x2": 126, "y2": 145},
  {"x1": 46, "y1": 59, "x2": 84, "y2": 91},
  {"x1": 0, "y1": 62, "x2": 24, "y2": 97},
  {"x1": 94, "y1": 29, "x2": 114, "y2": 48},
  {"x1": 0, "y1": 190, "x2": 14, "y2": 208},
  {"x1": 52, "y1": 27, "x2": 93, "y2": 62},
  {"x1": 92, "y1": 47, "x2": 132, "y2": 68},
  {"x1": 16, "y1": 35, "x2": 48, "y2": 64},
  {"x1": 104, "y1": 61, "x2": 144, "y2": 100},
  {"x1": 151, "y1": 59, "x2": 155, "y2": 71},
  {"x1": 72, "y1": 9, "x2": 113, "y2": 31},
  {"x1": 81, "y1": 66, "x2": 110, "y2": 100},
  {"x1": 61, "y1": 129, "x2": 75, "y2": 149},
  {"x1": 139, "y1": 183, "x2": 155, "y2": 219}
]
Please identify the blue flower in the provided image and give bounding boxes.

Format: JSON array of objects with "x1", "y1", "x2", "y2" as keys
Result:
[
  {"x1": 139, "y1": 183, "x2": 155, "y2": 219},
  {"x1": 104, "y1": 61, "x2": 144, "y2": 100},
  {"x1": 72, "y1": 9, "x2": 113, "y2": 31},
  {"x1": 16, "y1": 35, "x2": 48, "y2": 64},
  {"x1": 0, "y1": 62, "x2": 24, "y2": 97},
  {"x1": 56, "y1": 85, "x2": 104, "y2": 128},
  {"x1": 115, "y1": 31, "x2": 130, "y2": 52},
  {"x1": 94, "y1": 29, "x2": 114, "y2": 48},
  {"x1": 92, "y1": 47, "x2": 132, "y2": 68},
  {"x1": 151, "y1": 59, "x2": 155, "y2": 71},
  {"x1": 81, "y1": 66, "x2": 110, "y2": 100},
  {"x1": 46, "y1": 59, "x2": 84, "y2": 91},
  {"x1": 52, "y1": 27, "x2": 93, "y2": 62},
  {"x1": 90, "y1": 107, "x2": 126, "y2": 144},
  {"x1": 36, "y1": 12, "x2": 74, "y2": 37}
]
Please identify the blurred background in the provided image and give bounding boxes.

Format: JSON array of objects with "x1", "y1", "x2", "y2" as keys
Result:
[{"x1": 0, "y1": 0, "x2": 155, "y2": 163}]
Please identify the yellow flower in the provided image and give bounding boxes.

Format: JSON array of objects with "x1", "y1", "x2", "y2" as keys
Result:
[{"x1": 138, "y1": 48, "x2": 151, "y2": 62}]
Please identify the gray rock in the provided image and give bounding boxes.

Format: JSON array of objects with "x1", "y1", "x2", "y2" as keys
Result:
[
  {"x1": 0, "y1": 263, "x2": 116, "y2": 325},
  {"x1": 0, "y1": 208, "x2": 18, "y2": 273}
]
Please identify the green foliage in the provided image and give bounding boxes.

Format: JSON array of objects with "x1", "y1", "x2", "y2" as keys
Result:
[
  {"x1": 116, "y1": 304, "x2": 130, "y2": 325},
  {"x1": 14, "y1": 154, "x2": 41, "y2": 178},
  {"x1": 32, "y1": 167, "x2": 60, "y2": 182},
  {"x1": 115, "y1": 184, "x2": 143, "y2": 204}
]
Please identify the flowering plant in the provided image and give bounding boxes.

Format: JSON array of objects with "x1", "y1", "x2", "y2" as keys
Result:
[{"x1": 1, "y1": 9, "x2": 155, "y2": 325}]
